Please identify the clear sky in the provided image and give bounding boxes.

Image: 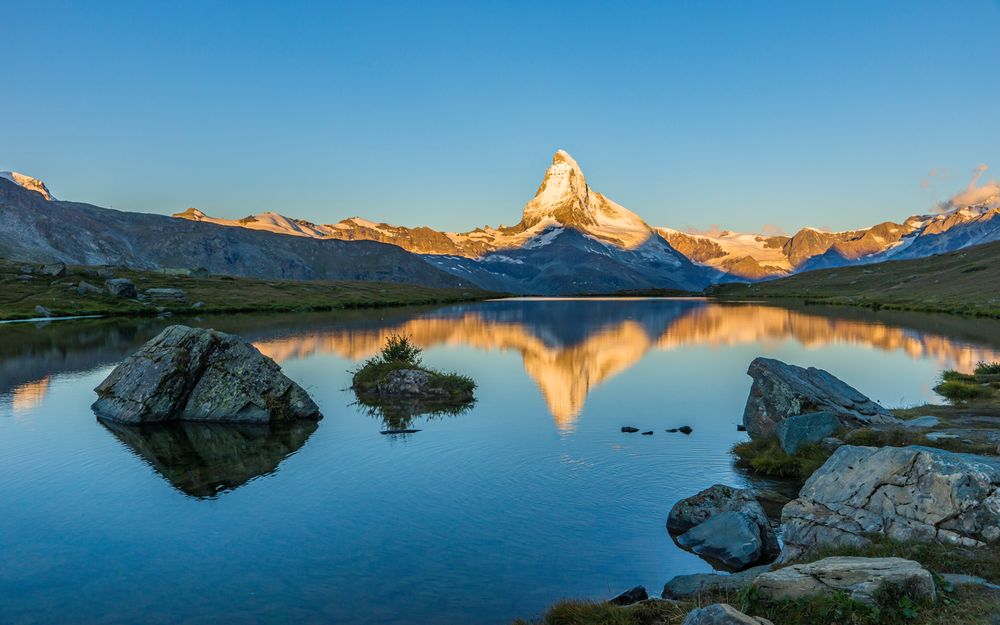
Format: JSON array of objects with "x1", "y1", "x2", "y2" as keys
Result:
[{"x1": 2, "y1": 0, "x2": 998, "y2": 234}]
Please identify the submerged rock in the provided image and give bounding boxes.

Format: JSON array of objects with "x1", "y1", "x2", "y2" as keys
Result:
[
  {"x1": 775, "y1": 411, "x2": 841, "y2": 454},
  {"x1": 681, "y1": 603, "x2": 773, "y2": 625},
  {"x1": 779, "y1": 445, "x2": 1000, "y2": 562},
  {"x1": 753, "y1": 556, "x2": 935, "y2": 606},
  {"x1": 92, "y1": 325, "x2": 322, "y2": 424},
  {"x1": 622, "y1": 426, "x2": 640, "y2": 432},
  {"x1": 742, "y1": 357, "x2": 897, "y2": 438}
]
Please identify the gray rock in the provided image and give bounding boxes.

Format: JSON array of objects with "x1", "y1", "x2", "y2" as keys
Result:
[
  {"x1": 192, "y1": 301, "x2": 205, "y2": 309},
  {"x1": 753, "y1": 557, "x2": 935, "y2": 605},
  {"x1": 742, "y1": 357, "x2": 897, "y2": 438},
  {"x1": 938, "y1": 573, "x2": 1000, "y2": 592},
  {"x1": 779, "y1": 445, "x2": 1000, "y2": 562},
  {"x1": 663, "y1": 565, "x2": 771, "y2": 599},
  {"x1": 900, "y1": 415, "x2": 940, "y2": 429},
  {"x1": 821, "y1": 437, "x2": 845, "y2": 450},
  {"x1": 776, "y1": 411, "x2": 841, "y2": 454},
  {"x1": 669, "y1": 484, "x2": 779, "y2": 569},
  {"x1": 105, "y1": 278, "x2": 137, "y2": 298},
  {"x1": 16, "y1": 274, "x2": 33, "y2": 281},
  {"x1": 97, "y1": 267, "x2": 116, "y2": 278},
  {"x1": 39, "y1": 262, "x2": 66, "y2": 277},
  {"x1": 34, "y1": 305, "x2": 52, "y2": 317},
  {"x1": 146, "y1": 287, "x2": 187, "y2": 301},
  {"x1": 77, "y1": 280, "x2": 104, "y2": 296},
  {"x1": 681, "y1": 603, "x2": 774, "y2": 625},
  {"x1": 622, "y1": 426, "x2": 639, "y2": 433},
  {"x1": 18, "y1": 264, "x2": 33, "y2": 274},
  {"x1": 925, "y1": 431, "x2": 959, "y2": 441},
  {"x1": 92, "y1": 325, "x2": 322, "y2": 424},
  {"x1": 677, "y1": 511, "x2": 767, "y2": 570},
  {"x1": 377, "y1": 369, "x2": 446, "y2": 398},
  {"x1": 608, "y1": 585, "x2": 647, "y2": 606}
]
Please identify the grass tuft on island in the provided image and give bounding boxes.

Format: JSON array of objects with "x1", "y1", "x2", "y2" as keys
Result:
[
  {"x1": 0, "y1": 258, "x2": 495, "y2": 321},
  {"x1": 351, "y1": 335, "x2": 476, "y2": 402}
]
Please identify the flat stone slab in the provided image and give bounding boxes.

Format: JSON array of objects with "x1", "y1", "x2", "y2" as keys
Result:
[
  {"x1": 754, "y1": 557, "x2": 935, "y2": 605},
  {"x1": 681, "y1": 603, "x2": 774, "y2": 625}
]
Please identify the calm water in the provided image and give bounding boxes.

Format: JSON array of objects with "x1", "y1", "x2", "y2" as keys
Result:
[{"x1": 3, "y1": 298, "x2": 1000, "y2": 625}]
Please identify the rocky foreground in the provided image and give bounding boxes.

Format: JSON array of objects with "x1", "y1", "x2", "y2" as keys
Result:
[{"x1": 522, "y1": 356, "x2": 1000, "y2": 624}]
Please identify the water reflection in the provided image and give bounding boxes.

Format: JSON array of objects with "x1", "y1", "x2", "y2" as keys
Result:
[
  {"x1": 99, "y1": 420, "x2": 317, "y2": 498},
  {"x1": 251, "y1": 300, "x2": 1000, "y2": 430},
  {"x1": 5, "y1": 300, "x2": 1000, "y2": 431}
]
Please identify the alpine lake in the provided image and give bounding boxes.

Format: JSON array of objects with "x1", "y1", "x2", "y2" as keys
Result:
[{"x1": 3, "y1": 297, "x2": 1000, "y2": 625}]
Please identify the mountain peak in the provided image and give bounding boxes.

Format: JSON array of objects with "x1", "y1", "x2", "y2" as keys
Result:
[
  {"x1": 0, "y1": 171, "x2": 54, "y2": 200},
  {"x1": 519, "y1": 151, "x2": 652, "y2": 248}
]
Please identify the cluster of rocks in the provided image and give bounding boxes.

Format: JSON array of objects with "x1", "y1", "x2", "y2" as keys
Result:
[
  {"x1": 92, "y1": 325, "x2": 321, "y2": 424},
  {"x1": 638, "y1": 357, "x2": 999, "y2": 623},
  {"x1": 621, "y1": 425, "x2": 692, "y2": 435}
]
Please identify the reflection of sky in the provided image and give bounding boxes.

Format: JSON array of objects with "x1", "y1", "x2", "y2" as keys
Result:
[{"x1": 2, "y1": 301, "x2": 1000, "y2": 625}]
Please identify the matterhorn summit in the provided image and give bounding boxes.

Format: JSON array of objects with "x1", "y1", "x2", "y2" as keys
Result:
[
  {"x1": 0, "y1": 171, "x2": 54, "y2": 200},
  {"x1": 518, "y1": 150, "x2": 653, "y2": 248}
]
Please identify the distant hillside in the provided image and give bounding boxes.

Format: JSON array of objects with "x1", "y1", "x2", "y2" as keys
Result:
[
  {"x1": 0, "y1": 177, "x2": 467, "y2": 289},
  {"x1": 710, "y1": 239, "x2": 1000, "y2": 317}
]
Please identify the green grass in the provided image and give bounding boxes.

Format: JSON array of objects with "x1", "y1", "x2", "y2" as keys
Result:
[
  {"x1": 732, "y1": 437, "x2": 832, "y2": 479},
  {"x1": 514, "y1": 584, "x2": 997, "y2": 625},
  {"x1": 709, "y1": 239, "x2": 1000, "y2": 318},
  {"x1": 933, "y1": 370, "x2": 1000, "y2": 403},
  {"x1": 0, "y1": 259, "x2": 493, "y2": 321},
  {"x1": 732, "y1": 424, "x2": 998, "y2": 480},
  {"x1": 975, "y1": 361, "x2": 1000, "y2": 375}
]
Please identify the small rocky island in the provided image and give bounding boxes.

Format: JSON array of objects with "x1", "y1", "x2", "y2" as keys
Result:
[
  {"x1": 92, "y1": 325, "x2": 322, "y2": 423},
  {"x1": 351, "y1": 335, "x2": 475, "y2": 430}
]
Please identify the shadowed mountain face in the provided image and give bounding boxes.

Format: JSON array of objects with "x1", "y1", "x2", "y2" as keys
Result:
[
  {"x1": 0, "y1": 178, "x2": 466, "y2": 288},
  {"x1": 99, "y1": 420, "x2": 317, "y2": 499}
]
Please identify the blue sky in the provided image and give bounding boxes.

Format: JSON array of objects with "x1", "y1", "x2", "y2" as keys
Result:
[{"x1": 2, "y1": 0, "x2": 998, "y2": 233}]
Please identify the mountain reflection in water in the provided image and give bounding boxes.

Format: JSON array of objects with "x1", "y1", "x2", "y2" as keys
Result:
[
  {"x1": 5, "y1": 299, "x2": 1000, "y2": 432},
  {"x1": 251, "y1": 299, "x2": 1000, "y2": 430}
]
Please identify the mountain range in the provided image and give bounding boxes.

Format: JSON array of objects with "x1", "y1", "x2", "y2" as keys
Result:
[{"x1": 2, "y1": 152, "x2": 998, "y2": 293}]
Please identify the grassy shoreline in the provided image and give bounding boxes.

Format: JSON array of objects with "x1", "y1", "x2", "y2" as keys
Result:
[
  {"x1": 709, "y1": 240, "x2": 1000, "y2": 319},
  {"x1": 0, "y1": 260, "x2": 494, "y2": 322}
]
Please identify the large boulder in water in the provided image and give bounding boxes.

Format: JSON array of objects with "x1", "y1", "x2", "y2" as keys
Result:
[
  {"x1": 779, "y1": 445, "x2": 1000, "y2": 562},
  {"x1": 92, "y1": 325, "x2": 321, "y2": 424},
  {"x1": 668, "y1": 484, "x2": 779, "y2": 570},
  {"x1": 742, "y1": 357, "x2": 897, "y2": 438}
]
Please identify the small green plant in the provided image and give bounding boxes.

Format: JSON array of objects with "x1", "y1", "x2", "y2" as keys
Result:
[
  {"x1": 378, "y1": 334, "x2": 423, "y2": 365},
  {"x1": 934, "y1": 380, "x2": 992, "y2": 401},
  {"x1": 731, "y1": 437, "x2": 832, "y2": 479},
  {"x1": 974, "y1": 360, "x2": 1000, "y2": 375}
]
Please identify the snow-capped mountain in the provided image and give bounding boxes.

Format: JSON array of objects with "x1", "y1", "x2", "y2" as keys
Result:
[
  {"x1": 0, "y1": 171, "x2": 54, "y2": 200},
  {"x1": 169, "y1": 153, "x2": 1000, "y2": 285},
  {"x1": 175, "y1": 150, "x2": 719, "y2": 293}
]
